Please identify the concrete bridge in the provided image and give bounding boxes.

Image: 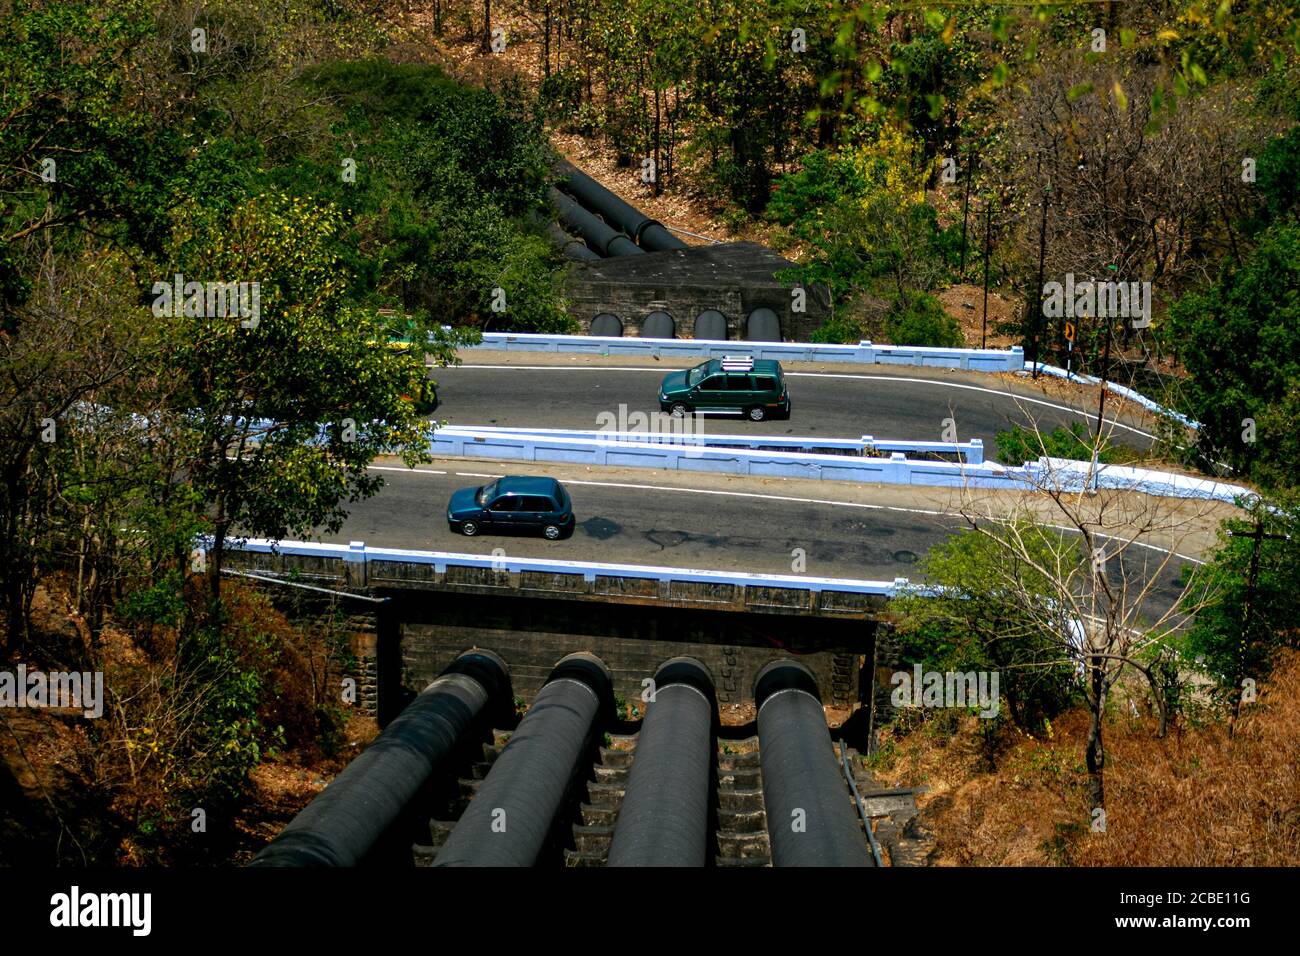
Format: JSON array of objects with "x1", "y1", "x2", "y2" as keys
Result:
[{"x1": 220, "y1": 538, "x2": 898, "y2": 726}]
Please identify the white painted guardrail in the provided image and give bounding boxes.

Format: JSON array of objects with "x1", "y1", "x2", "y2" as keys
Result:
[
  {"x1": 1029, "y1": 362, "x2": 1200, "y2": 430},
  {"x1": 429, "y1": 426, "x2": 1253, "y2": 503},
  {"x1": 1029, "y1": 457, "x2": 1250, "y2": 503},
  {"x1": 212, "y1": 537, "x2": 908, "y2": 596},
  {"x1": 469, "y1": 332, "x2": 1025, "y2": 372},
  {"x1": 453, "y1": 425, "x2": 985, "y2": 463},
  {"x1": 462, "y1": 332, "x2": 1198, "y2": 427}
]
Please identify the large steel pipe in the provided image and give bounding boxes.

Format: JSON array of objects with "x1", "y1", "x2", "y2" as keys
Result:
[
  {"x1": 555, "y1": 162, "x2": 687, "y2": 252},
  {"x1": 433, "y1": 652, "x2": 612, "y2": 866},
  {"x1": 545, "y1": 222, "x2": 601, "y2": 262},
  {"x1": 549, "y1": 187, "x2": 643, "y2": 258},
  {"x1": 250, "y1": 649, "x2": 511, "y2": 867},
  {"x1": 607, "y1": 657, "x2": 716, "y2": 867},
  {"x1": 754, "y1": 660, "x2": 873, "y2": 867}
]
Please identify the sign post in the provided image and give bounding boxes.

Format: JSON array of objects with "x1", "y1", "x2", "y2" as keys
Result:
[{"x1": 1064, "y1": 320, "x2": 1076, "y2": 380}]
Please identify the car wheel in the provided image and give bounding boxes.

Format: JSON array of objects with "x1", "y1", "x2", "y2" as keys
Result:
[
  {"x1": 747, "y1": 406, "x2": 767, "y2": 422},
  {"x1": 460, "y1": 520, "x2": 480, "y2": 536},
  {"x1": 670, "y1": 402, "x2": 691, "y2": 417},
  {"x1": 543, "y1": 524, "x2": 562, "y2": 540}
]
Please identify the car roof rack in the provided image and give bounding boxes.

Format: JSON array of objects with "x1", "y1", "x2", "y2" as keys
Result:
[{"x1": 720, "y1": 355, "x2": 754, "y2": 372}]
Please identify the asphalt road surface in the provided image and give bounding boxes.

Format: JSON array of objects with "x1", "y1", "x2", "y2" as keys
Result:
[
  {"x1": 431, "y1": 363, "x2": 1156, "y2": 459},
  {"x1": 325, "y1": 461, "x2": 1193, "y2": 618}
]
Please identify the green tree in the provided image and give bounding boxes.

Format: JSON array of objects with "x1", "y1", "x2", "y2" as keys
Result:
[
  {"x1": 1179, "y1": 497, "x2": 1300, "y2": 715},
  {"x1": 894, "y1": 524, "x2": 1080, "y2": 734},
  {"x1": 1165, "y1": 222, "x2": 1300, "y2": 487},
  {"x1": 1251, "y1": 124, "x2": 1300, "y2": 232},
  {"x1": 0, "y1": 1, "x2": 171, "y2": 309},
  {"x1": 884, "y1": 290, "x2": 963, "y2": 348},
  {"x1": 0, "y1": 246, "x2": 151, "y2": 651},
  {"x1": 156, "y1": 193, "x2": 434, "y2": 599},
  {"x1": 995, "y1": 421, "x2": 1132, "y2": 467},
  {"x1": 771, "y1": 138, "x2": 949, "y2": 308},
  {"x1": 291, "y1": 61, "x2": 569, "y2": 331}
]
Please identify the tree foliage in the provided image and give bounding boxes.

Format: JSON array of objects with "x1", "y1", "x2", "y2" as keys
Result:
[
  {"x1": 1166, "y1": 222, "x2": 1300, "y2": 487},
  {"x1": 0, "y1": 2, "x2": 573, "y2": 859},
  {"x1": 894, "y1": 524, "x2": 1081, "y2": 734},
  {"x1": 1179, "y1": 496, "x2": 1300, "y2": 698}
]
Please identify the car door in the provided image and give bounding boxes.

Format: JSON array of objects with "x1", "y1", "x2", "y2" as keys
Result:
[
  {"x1": 725, "y1": 372, "x2": 756, "y2": 411},
  {"x1": 486, "y1": 493, "x2": 520, "y2": 529},
  {"x1": 752, "y1": 373, "x2": 779, "y2": 407},
  {"x1": 694, "y1": 373, "x2": 728, "y2": 410},
  {"x1": 517, "y1": 495, "x2": 552, "y2": 530}
]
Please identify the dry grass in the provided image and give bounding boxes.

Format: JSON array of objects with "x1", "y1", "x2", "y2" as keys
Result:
[
  {"x1": 4, "y1": 578, "x2": 367, "y2": 864},
  {"x1": 939, "y1": 282, "x2": 1020, "y2": 350},
  {"x1": 229, "y1": 710, "x2": 378, "y2": 862},
  {"x1": 876, "y1": 650, "x2": 1300, "y2": 866}
]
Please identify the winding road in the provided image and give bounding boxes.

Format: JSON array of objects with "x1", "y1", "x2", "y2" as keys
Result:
[
  {"x1": 299, "y1": 353, "x2": 1210, "y2": 619},
  {"x1": 430, "y1": 359, "x2": 1157, "y2": 457}
]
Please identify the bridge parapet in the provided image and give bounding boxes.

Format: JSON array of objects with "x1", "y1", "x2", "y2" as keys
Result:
[
  {"x1": 470, "y1": 331, "x2": 1025, "y2": 372},
  {"x1": 215, "y1": 538, "x2": 899, "y2": 618}
]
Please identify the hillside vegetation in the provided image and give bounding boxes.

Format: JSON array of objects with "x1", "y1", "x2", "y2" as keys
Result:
[
  {"x1": 2, "y1": 0, "x2": 1298, "y2": 865},
  {"x1": 872, "y1": 649, "x2": 1300, "y2": 866}
]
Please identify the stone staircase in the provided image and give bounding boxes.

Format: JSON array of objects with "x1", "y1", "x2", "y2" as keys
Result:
[
  {"x1": 715, "y1": 737, "x2": 771, "y2": 867},
  {"x1": 413, "y1": 729, "x2": 510, "y2": 867},
  {"x1": 561, "y1": 733, "x2": 773, "y2": 867},
  {"x1": 563, "y1": 735, "x2": 635, "y2": 866},
  {"x1": 838, "y1": 744, "x2": 932, "y2": 867},
  {"x1": 412, "y1": 729, "x2": 930, "y2": 867}
]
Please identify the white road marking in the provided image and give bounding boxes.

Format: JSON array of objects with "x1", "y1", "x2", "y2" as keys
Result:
[
  {"x1": 462, "y1": 364, "x2": 664, "y2": 372},
  {"x1": 366, "y1": 465, "x2": 1205, "y2": 563},
  {"x1": 784, "y1": 372, "x2": 1156, "y2": 439},
  {"x1": 455, "y1": 364, "x2": 1156, "y2": 439}
]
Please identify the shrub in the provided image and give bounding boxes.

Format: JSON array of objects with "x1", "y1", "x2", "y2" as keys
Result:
[
  {"x1": 995, "y1": 421, "x2": 1132, "y2": 465},
  {"x1": 811, "y1": 315, "x2": 863, "y2": 344},
  {"x1": 884, "y1": 291, "x2": 964, "y2": 347},
  {"x1": 539, "y1": 67, "x2": 585, "y2": 126}
]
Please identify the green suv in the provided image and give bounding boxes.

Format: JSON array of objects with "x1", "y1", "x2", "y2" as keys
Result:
[{"x1": 658, "y1": 356, "x2": 790, "y2": 421}]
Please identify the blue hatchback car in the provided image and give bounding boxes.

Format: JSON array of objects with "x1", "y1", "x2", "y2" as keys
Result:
[{"x1": 447, "y1": 475, "x2": 575, "y2": 540}]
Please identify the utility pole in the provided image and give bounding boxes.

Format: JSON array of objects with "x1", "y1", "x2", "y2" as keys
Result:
[
  {"x1": 1031, "y1": 184, "x2": 1050, "y2": 379},
  {"x1": 1089, "y1": 302, "x2": 1112, "y2": 493},
  {"x1": 1226, "y1": 521, "x2": 1290, "y2": 739},
  {"x1": 1094, "y1": 310, "x2": 1112, "y2": 443},
  {"x1": 1092, "y1": 263, "x2": 1120, "y2": 446},
  {"x1": 959, "y1": 154, "x2": 976, "y2": 276},
  {"x1": 981, "y1": 194, "x2": 993, "y2": 349}
]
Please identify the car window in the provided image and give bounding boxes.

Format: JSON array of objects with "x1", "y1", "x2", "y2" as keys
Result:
[
  {"x1": 521, "y1": 496, "x2": 554, "y2": 512},
  {"x1": 687, "y1": 362, "x2": 710, "y2": 387},
  {"x1": 699, "y1": 376, "x2": 726, "y2": 391},
  {"x1": 753, "y1": 376, "x2": 777, "y2": 392},
  {"x1": 478, "y1": 480, "x2": 498, "y2": 505},
  {"x1": 726, "y1": 374, "x2": 752, "y2": 390},
  {"x1": 488, "y1": 495, "x2": 518, "y2": 512}
]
